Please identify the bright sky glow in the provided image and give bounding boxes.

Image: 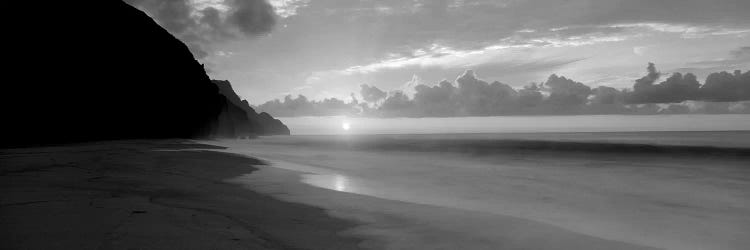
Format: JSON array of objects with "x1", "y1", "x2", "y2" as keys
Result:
[
  {"x1": 198, "y1": 0, "x2": 750, "y2": 103},
  {"x1": 342, "y1": 122, "x2": 351, "y2": 131}
]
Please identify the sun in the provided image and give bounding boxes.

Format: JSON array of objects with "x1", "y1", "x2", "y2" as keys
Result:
[{"x1": 341, "y1": 122, "x2": 351, "y2": 131}]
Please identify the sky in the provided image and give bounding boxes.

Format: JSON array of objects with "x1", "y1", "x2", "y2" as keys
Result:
[{"x1": 128, "y1": 0, "x2": 749, "y2": 104}]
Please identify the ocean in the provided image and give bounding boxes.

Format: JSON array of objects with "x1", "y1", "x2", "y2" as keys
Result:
[
  {"x1": 207, "y1": 115, "x2": 750, "y2": 250},
  {"x1": 277, "y1": 114, "x2": 750, "y2": 135}
]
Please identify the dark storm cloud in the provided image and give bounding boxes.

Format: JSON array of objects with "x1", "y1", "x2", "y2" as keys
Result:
[
  {"x1": 228, "y1": 0, "x2": 276, "y2": 35},
  {"x1": 411, "y1": 80, "x2": 459, "y2": 116},
  {"x1": 701, "y1": 70, "x2": 750, "y2": 102},
  {"x1": 590, "y1": 86, "x2": 624, "y2": 105},
  {"x1": 257, "y1": 64, "x2": 750, "y2": 117},
  {"x1": 634, "y1": 62, "x2": 661, "y2": 88},
  {"x1": 626, "y1": 63, "x2": 701, "y2": 104},
  {"x1": 542, "y1": 74, "x2": 592, "y2": 106},
  {"x1": 517, "y1": 83, "x2": 544, "y2": 108},
  {"x1": 125, "y1": 0, "x2": 276, "y2": 58},
  {"x1": 380, "y1": 70, "x2": 521, "y2": 116},
  {"x1": 453, "y1": 70, "x2": 519, "y2": 115},
  {"x1": 630, "y1": 72, "x2": 701, "y2": 103},
  {"x1": 625, "y1": 63, "x2": 750, "y2": 104}
]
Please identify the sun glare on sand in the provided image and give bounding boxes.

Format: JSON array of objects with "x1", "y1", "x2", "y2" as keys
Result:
[{"x1": 342, "y1": 122, "x2": 351, "y2": 131}]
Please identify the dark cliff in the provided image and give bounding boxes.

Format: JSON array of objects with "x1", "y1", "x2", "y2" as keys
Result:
[
  {"x1": 213, "y1": 80, "x2": 291, "y2": 136},
  {"x1": 2, "y1": 0, "x2": 288, "y2": 147}
]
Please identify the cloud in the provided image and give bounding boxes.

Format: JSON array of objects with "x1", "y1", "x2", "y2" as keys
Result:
[
  {"x1": 206, "y1": 0, "x2": 750, "y2": 104},
  {"x1": 608, "y1": 23, "x2": 750, "y2": 38},
  {"x1": 730, "y1": 46, "x2": 750, "y2": 59},
  {"x1": 627, "y1": 71, "x2": 701, "y2": 104},
  {"x1": 633, "y1": 62, "x2": 661, "y2": 89},
  {"x1": 687, "y1": 46, "x2": 750, "y2": 69},
  {"x1": 412, "y1": 80, "x2": 460, "y2": 116},
  {"x1": 543, "y1": 74, "x2": 592, "y2": 106},
  {"x1": 624, "y1": 63, "x2": 748, "y2": 104},
  {"x1": 379, "y1": 91, "x2": 415, "y2": 116},
  {"x1": 333, "y1": 34, "x2": 604, "y2": 76},
  {"x1": 590, "y1": 86, "x2": 624, "y2": 105},
  {"x1": 453, "y1": 70, "x2": 519, "y2": 115},
  {"x1": 267, "y1": 0, "x2": 310, "y2": 18},
  {"x1": 633, "y1": 46, "x2": 647, "y2": 56},
  {"x1": 518, "y1": 83, "x2": 544, "y2": 108},
  {"x1": 257, "y1": 65, "x2": 750, "y2": 117},
  {"x1": 255, "y1": 94, "x2": 359, "y2": 116},
  {"x1": 360, "y1": 84, "x2": 387, "y2": 102},
  {"x1": 228, "y1": 0, "x2": 276, "y2": 35},
  {"x1": 676, "y1": 101, "x2": 750, "y2": 114},
  {"x1": 277, "y1": 0, "x2": 750, "y2": 64},
  {"x1": 125, "y1": 0, "x2": 276, "y2": 58},
  {"x1": 701, "y1": 70, "x2": 750, "y2": 102}
]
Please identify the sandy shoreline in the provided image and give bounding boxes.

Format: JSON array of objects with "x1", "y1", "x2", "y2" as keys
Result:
[
  {"x1": 4, "y1": 137, "x2": 747, "y2": 249},
  {"x1": 0, "y1": 140, "x2": 364, "y2": 250},
  {"x1": 208, "y1": 136, "x2": 750, "y2": 250}
]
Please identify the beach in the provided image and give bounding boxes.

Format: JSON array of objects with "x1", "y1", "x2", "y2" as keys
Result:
[
  {"x1": 5, "y1": 0, "x2": 748, "y2": 248},
  {"x1": 3, "y1": 131, "x2": 749, "y2": 250},
  {"x1": 210, "y1": 131, "x2": 750, "y2": 250},
  {"x1": 0, "y1": 140, "x2": 362, "y2": 249}
]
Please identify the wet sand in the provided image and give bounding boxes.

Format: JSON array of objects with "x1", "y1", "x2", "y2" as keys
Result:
[
  {"x1": 0, "y1": 140, "x2": 363, "y2": 250},
  {"x1": 4, "y1": 135, "x2": 748, "y2": 250},
  {"x1": 209, "y1": 134, "x2": 750, "y2": 250},
  {"x1": 228, "y1": 165, "x2": 660, "y2": 250}
]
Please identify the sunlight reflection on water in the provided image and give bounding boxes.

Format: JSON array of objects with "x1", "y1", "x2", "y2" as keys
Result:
[
  {"x1": 303, "y1": 174, "x2": 352, "y2": 192},
  {"x1": 212, "y1": 133, "x2": 750, "y2": 250},
  {"x1": 280, "y1": 114, "x2": 750, "y2": 135}
]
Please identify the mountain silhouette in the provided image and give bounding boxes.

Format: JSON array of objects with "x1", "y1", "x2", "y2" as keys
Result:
[
  {"x1": 2, "y1": 0, "x2": 288, "y2": 147},
  {"x1": 214, "y1": 80, "x2": 290, "y2": 136}
]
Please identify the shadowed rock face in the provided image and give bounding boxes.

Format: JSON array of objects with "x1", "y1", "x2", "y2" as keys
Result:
[
  {"x1": 214, "y1": 80, "x2": 290, "y2": 136},
  {"x1": 2, "y1": 0, "x2": 288, "y2": 147}
]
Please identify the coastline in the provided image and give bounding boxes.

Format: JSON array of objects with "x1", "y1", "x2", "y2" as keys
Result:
[
  {"x1": 4, "y1": 134, "x2": 747, "y2": 249},
  {"x1": 222, "y1": 158, "x2": 659, "y2": 250},
  {"x1": 207, "y1": 135, "x2": 750, "y2": 250},
  {"x1": 0, "y1": 139, "x2": 363, "y2": 249},
  {"x1": 209, "y1": 140, "x2": 664, "y2": 250}
]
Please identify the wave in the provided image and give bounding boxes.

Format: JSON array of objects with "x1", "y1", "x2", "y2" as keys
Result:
[{"x1": 268, "y1": 135, "x2": 750, "y2": 159}]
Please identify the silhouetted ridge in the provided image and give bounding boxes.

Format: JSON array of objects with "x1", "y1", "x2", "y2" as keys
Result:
[
  {"x1": 213, "y1": 80, "x2": 290, "y2": 135},
  {"x1": 2, "y1": 0, "x2": 288, "y2": 147}
]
